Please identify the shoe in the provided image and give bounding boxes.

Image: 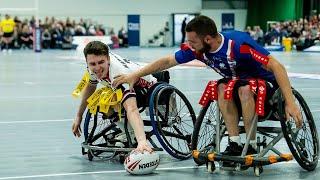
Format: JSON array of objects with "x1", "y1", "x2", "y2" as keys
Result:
[
  {"x1": 221, "y1": 142, "x2": 243, "y2": 156},
  {"x1": 221, "y1": 143, "x2": 257, "y2": 168}
]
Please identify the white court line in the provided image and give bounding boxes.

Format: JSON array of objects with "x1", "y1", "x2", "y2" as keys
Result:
[
  {"x1": 0, "y1": 119, "x2": 73, "y2": 124},
  {"x1": 0, "y1": 95, "x2": 70, "y2": 100},
  {"x1": 0, "y1": 166, "x2": 204, "y2": 180},
  {"x1": 0, "y1": 116, "x2": 151, "y2": 124}
]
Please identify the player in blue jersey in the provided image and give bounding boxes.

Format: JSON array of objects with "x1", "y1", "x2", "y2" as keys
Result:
[{"x1": 113, "y1": 15, "x2": 302, "y2": 156}]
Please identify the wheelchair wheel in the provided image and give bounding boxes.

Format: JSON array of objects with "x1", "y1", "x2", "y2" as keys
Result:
[
  {"x1": 83, "y1": 110, "x2": 121, "y2": 160},
  {"x1": 279, "y1": 89, "x2": 319, "y2": 171},
  {"x1": 149, "y1": 84, "x2": 196, "y2": 160},
  {"x1": 191, "y1": 101, "x2": 224, "y2": 165}
]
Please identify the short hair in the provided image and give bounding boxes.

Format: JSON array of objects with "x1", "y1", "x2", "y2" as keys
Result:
[
  {"x1": 185, "y1": 15, "x2": 218, "y2": 38},
  {"x1": 83, "y1": 41, "x2": 109, "y2": 59}
]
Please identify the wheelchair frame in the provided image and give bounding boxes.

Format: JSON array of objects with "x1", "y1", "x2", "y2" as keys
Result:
[
  {"x1": 192, "y1": 87, "x2": 319, "y2": 176},
  {"x1": 81, "y1": 82, "x2": 196, "y2": 163}
]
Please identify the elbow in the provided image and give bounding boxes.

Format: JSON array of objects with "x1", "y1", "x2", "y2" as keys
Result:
[{"x1": 267, "y1": 57, "x2": 286, "y2": 73}]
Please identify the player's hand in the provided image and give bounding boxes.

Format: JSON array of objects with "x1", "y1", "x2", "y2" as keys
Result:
[
  {"x1": 113, "y1": 73, "x2": 139, "y2": 90},
  {"x1": 133, "y1": 140, "x2": 153, "y2": 153},
  {"x1": 285, "y1": 102, "x2": 303, "y2": 128},
  {"x1": 72, "y1": 116, "x2": 82, "y2": 137}
]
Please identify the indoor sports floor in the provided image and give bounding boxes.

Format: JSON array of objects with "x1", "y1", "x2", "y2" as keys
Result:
[{"x1": 0, "y1": 48, "x2": 320, "y2": 179}]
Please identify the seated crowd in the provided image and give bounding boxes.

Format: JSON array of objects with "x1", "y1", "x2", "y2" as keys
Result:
[
  {"x1": 245, "y1": 14, "x2": 320, "y2": 50},
  {"x1": 0, "y1": 14, "x2": 128, "y2": 51}
]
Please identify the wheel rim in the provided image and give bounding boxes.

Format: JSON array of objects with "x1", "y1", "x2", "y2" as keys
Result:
[
  {"x1": 83, "y1": 111, "x2": 122, "y2": 159},
  {"x1": 149, "y1": 84, "x2": 196, "y2": 159},
  {"x1": 155, "y1": 87, "x2": 195, "y2": 156},
  {"x1": 281, "y1": 90, "x2": 319, "y2": 169}
]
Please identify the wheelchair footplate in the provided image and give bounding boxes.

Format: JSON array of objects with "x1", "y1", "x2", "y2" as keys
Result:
[
  {"x1": 81, "y1": 141, "x2": 163, "y2": 163},
  {"x1": 82, "y1": 142, "x2": 163, "y2": 153},
  {"x1": 192, "y1": 150, "x2": 293, "y2": 176}
]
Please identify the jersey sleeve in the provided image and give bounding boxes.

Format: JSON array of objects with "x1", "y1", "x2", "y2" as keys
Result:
[
  {"x1": 175, "y1": 43, "x2": 203, "y2": 64},
  {"x1": 237, "y1": 34, "x2": 270, "y2": 65}
]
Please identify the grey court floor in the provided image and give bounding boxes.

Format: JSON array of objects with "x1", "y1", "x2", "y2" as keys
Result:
[{"x1": 0, "y1": 48, "x2": 320, "y2": 179}]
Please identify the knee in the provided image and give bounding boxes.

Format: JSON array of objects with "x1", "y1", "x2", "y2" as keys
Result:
[
  {"x1": 217, "y1": 83, "x2": 226, "y2": 101},
  {"x1": 238, "y1": 85, "x2": 254, "y2": 102},
  {"x1": 217, "y1": 83, "x2": 234, "y2": 109}
]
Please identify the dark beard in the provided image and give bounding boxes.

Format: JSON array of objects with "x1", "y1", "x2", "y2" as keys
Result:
[{"x1": 197, "y1": 41, "x2": 211, "y2": 54}]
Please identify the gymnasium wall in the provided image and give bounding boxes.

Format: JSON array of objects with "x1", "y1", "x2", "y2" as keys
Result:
[
  {"x1": 201, "y1": 9, "x2": 248, "y2": 32},
  {"x1": 247, "y1": 0, "x2": 303, "y2": 31},
  {"x1": 1, "y1": 0, "x2": 248, "y2": 46}
]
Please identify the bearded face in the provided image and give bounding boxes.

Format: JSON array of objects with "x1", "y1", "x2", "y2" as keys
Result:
[{"x1": 197, "y1": 39, "x2": 211, "y2": 54}]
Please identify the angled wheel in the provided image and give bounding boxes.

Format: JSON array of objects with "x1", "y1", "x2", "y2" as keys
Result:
[
  {"x1": 149, "y1": 84, "x2": 196, "y2": 160},
  {"x1": 191, "y1": 101, "x2": 224, "y2": 165},
  {"x1": 279, "y1": 89, "x2": 319, "y2": 171},
  {"x1": 83, "y1": 110, "x2": 121, "y2": 160}
]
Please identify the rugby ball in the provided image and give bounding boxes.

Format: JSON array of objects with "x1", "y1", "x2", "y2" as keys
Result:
[{"x1": 124, "y1": 151, "x2": 160, "y2": 175}]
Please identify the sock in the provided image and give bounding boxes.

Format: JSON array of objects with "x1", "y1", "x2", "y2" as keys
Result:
[
  {"x1": 250, "y1": 140, "x2": 257, "y2": 149},
  {"x1": 230, "y1": 136, "x2": 241, "y2": 146}
]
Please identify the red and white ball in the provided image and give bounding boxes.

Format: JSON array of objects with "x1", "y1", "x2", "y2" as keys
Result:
[{"x1": 124, "y1": 151, "x2": 160, "y2": 175}]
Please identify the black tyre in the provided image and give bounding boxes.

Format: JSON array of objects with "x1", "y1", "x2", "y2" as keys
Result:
[
  {"x1": 149, "y1": 84, "x2": 196, "y2": 160},
  {"x1": 279, "y1": 89, "x2": 319, "y2": 171}
]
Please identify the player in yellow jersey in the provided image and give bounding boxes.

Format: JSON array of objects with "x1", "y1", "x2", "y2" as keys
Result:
[{"x1": 0, "y1": 14, "x2": 16, "y2": 52}]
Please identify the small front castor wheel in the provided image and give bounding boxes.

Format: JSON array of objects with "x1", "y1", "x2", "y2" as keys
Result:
[
  {"x1": 206, "y1": 162, "x2": 215, "y2": 173},
  {"x1": 254, "y1": 166, "x2": 263, "y2": 176}
]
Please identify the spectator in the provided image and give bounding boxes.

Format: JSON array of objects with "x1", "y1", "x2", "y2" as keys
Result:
[
  {"x1": 18, "y1": 24, "x2": 33, "y2": 49},
  {"x1": 50, "y1": 23, "x2": 63, "y2": 48},
  {"x1": 253, "y1": 26, "x2": 264, "y2": 46},
  {"x1": 181, "y1": 17, "x2": 187, "y2": 44},
  {"x1": 42, "y1": 28, "x2": 51, "y2": 49},
  {"x1": 118, "y1": 27, "x2": 128, "y2": 47},
  {"x1": 0, "y1": 14, "x2": 16, "y2": 52}
]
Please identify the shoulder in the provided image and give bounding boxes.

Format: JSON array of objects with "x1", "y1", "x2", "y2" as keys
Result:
[{"x1": 222, "y1": 31, "x2": 251, "y2": 42}]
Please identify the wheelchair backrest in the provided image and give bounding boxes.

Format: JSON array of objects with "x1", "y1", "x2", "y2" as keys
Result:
[
  {"x1": 135, "y1": 71, "x2": 171, "y2": 109},
  {"x1": 152, "y1": 71, "x2": 170, "y2": 83}
]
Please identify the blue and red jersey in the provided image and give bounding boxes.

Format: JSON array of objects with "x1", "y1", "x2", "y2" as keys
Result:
[{"x1": 175, "y1": 30, "x2": 275, "y2": 81}]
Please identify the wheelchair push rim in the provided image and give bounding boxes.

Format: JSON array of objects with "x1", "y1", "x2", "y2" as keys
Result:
[
  {"x1": 149, "y1": 84, "x2": 196, "y2": 160},
  {"x1": 280, "y1": 89, "x2": 319, "y2": 171}
]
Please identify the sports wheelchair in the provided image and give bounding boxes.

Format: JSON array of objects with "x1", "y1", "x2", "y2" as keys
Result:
[
  {"x1": 81, "y1": 71, "x2": 196, "y2": 163},
  {"x1": 192, "y1": 81, "x2": 319, "y2": 176}
]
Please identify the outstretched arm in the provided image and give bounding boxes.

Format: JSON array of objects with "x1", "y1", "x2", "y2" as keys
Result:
[
  {"x1": 123, "y1": 97, "x2": 152, "y2": 153},
  {"x1": 72, "y1": 83, "x2": 96, "y2": 137},
  {"x1": 113, "y1": 55, "x2": 178, "y2": 89},
  {"x1": 265, "y1": 55, "x2": 302, "y2": 128}
]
